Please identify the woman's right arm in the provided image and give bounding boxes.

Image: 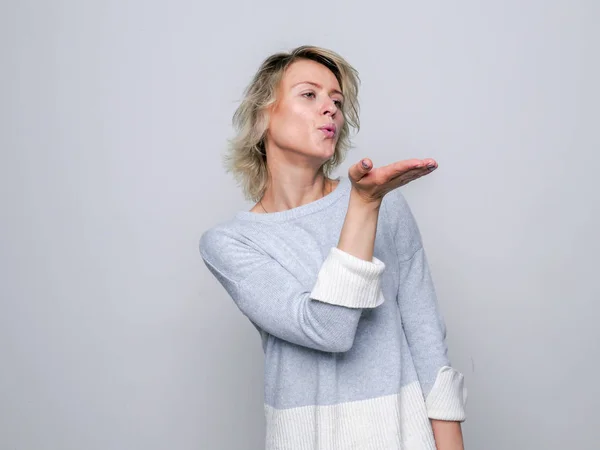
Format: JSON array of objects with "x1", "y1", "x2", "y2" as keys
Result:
[{"x1": 200, "y1": 226, "x2": 385, "y2": 353}]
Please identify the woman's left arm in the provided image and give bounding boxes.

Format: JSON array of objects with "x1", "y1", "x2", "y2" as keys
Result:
[
  {"x1": 431, "y1": 419, "x2": 464, "y2": 450},
  {"x1": 382, "y1": 189, "x2": 467, "y2": 431}
]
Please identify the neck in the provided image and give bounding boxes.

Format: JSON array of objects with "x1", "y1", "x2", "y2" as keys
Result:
[{"x1": 260, "y1": 174, "x2": 332, "y2": 213}]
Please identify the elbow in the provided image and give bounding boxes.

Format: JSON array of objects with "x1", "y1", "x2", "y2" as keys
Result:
[
  {"x1": 322, "y1": 333, "x2": 356, "y2": 353},
  {"x1": 301, "y1": 296, "x2": 362, "y2": 353},
  {"x1": 332, "y1": 341, "x2": 354, "y2": 353},
  {"x1": 301, "y1": 325, "x2": 356, "y2": 353}
]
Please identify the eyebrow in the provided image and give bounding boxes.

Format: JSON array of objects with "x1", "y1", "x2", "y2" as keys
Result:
[{"x1": 292, "y1": 81, "x2": 344, "y2": 98}]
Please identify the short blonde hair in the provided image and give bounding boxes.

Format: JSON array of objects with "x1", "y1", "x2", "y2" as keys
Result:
[{"x1": 223, "y1": 45, "x2": 361, "y2": 202}]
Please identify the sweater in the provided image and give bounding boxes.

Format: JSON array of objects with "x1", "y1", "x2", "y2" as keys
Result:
[{"x1": 199, "y1": 174, "x2": 467, "y2": 450}]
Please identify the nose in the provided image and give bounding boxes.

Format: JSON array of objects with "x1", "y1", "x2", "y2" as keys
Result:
[{"x1": 321, "y1": 97, "x2": 338, "y2": 117}]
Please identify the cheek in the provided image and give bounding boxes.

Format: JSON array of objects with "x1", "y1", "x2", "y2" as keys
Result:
[
  {"x1": 274, "y1": 107, "x2": 313, "y2": 136},
  {"x1": 267, "y1": 114, "x2": 311, "y2": 148},
  {"x1": 288, "y1": 104, "x2": 314, "y2": 127}
]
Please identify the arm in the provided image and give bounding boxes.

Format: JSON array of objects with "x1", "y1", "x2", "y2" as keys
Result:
[
  {"x1": 383, "y1": 189, "x2": 467, "y2": 422},
  {"x1": 199, "y1": 189, "x2": 384, "y2": 353},
  {"x1": 431, "y1": 419, "x2": 464, "y2": 450}
]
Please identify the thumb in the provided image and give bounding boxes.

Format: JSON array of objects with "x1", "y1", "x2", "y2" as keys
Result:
[{"x1": 349, "y1": 158, "x2": 372, "y2": 181}]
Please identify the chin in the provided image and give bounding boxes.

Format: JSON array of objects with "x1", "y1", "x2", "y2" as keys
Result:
[
  {"x1": 315, "y1": 140, "x2": 337, "y2": 155},
  {"x1": 324, "y1": 143, "x2": 338, "y2": 158},
  {"x1": 311, "y1": 147, "x2": 336, "y2": 162},
  {"x1": 288, "y1": 140, "x2": 336, "y2": 161}
]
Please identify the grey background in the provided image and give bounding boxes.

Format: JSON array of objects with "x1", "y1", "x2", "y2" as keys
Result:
[{"x1": 1, "y1": 1, "x2": 598, "y2": 449}]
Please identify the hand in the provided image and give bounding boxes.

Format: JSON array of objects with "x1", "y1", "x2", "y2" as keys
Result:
[{"x1": 348, "y1": 157, "x2": 438, "y2": 204}]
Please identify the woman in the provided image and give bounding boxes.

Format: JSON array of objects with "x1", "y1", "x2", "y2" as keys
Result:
[{"x1": 199, "y1": 45, "x2": 467, "y2": 449}]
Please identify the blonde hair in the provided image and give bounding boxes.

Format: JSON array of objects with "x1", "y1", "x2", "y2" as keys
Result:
[{"x1": 222, "y1": 45, "x2": 361, "y2": 202}]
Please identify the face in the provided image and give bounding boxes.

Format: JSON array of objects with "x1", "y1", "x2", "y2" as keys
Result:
[{"x1": 265, "y1": 59, "x2": 345, "y2": 163}]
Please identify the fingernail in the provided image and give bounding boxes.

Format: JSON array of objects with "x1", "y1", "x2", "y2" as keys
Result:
[
  {"x1": 361, "y1": 160, "x2": 369, "y2": 169},
  {"x1": 427, "y1": 165, "x2": 436, "y2": 170}
]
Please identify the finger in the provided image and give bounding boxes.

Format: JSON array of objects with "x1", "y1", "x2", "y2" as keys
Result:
[
  {"x1": 349, "y1": 158, "x2": 373, "y2": 182},
  {"x1": 389, "y1": 165, "x2": 428, "y2": 184},
  {"x1": 392, "y1": 164, "x2": 436, "y2": 184},
  {"x1": 398, "y1": 167, "x2": 437, "y2": 187},
  {"x1": 424, "y1": 159, "x2": 438, "y2": 170},
  {"x1": 402, "y1": 158, "x2": 437, "y2": 171},
  {"x1": 383, "y1": 159, "x2": 427, "y2": 179},
  {"x1": 401, "y1": 161, "x2": 438, "y2": 179}
]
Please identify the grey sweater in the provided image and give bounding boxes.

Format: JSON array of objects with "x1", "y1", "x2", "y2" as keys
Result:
[{"x1": 199, "y1": 175, "x2": 467, "y2": 449}]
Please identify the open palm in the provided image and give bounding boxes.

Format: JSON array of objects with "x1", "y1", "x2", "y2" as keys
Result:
[{"x1": 348, "y1": 157, "x2": 438, "y2": 203}]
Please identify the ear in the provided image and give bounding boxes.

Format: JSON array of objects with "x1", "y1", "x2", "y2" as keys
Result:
[
  {"x1": 255, "y1": 108, "x2": 271, "y2": 147},
  {"x1": 259, "y1": 107, "x2": 271, "y2": 133},
  {"x1": 262, "y1": 86, "x2": 280, "y2": 138},
  {"x1": 265, "y1": 97, "x2": 279, "y2": 117}
]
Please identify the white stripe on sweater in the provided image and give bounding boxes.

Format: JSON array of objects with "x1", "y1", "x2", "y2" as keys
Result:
[{"x1": 264, "y1": 381, "x2": 436, "y2": 450}]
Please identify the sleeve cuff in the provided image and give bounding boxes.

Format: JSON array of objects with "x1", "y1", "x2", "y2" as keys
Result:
[
  {"x1": 425, "y1": 366, "x2": 468, "y2": 422},
  {"x1": 310, "y1": 247, "x2": 386, "y2": 309}
]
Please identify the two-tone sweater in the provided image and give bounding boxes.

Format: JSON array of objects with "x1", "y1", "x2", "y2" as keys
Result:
[{"x1": 199, "y1": 174, "x2": 467, "y2": 449}]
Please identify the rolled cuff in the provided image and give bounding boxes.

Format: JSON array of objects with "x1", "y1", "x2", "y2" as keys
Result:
[
  {"x1": 310, "y1": 247, "x2": 386, "y2": 309},
  {"x1": 425, "y1": 366, "x2": 468, "y2": 422}
]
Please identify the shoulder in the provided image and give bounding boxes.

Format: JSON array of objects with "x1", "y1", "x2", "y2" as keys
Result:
[
  {"x1": 199, "y1": 221, "x2": 269, "y2": 282},
  {"x1": 199, "y1": 221, "x2": 246, "y2": 263},
  {"x1": 381, "y1": 188, "x2": 419, "y2": 233},
  {"x1": 381, "y1": 188, "x2": 423, "y2": 254},
  {"x1": 199, "y1": 223, "x2": 227, "y2": 261}
]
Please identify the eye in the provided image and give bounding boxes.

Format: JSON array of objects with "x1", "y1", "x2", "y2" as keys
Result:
[
  {"x1": 334, "y1": 99, "x2": 343, "y2": 108},
  {"x1": 302, "y1": 91, "x2": 316, "y2": 99}
]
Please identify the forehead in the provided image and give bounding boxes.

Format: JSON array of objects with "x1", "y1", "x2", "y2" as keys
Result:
[{"x1": 281, "y1": 59, "x2": 341, "y2": 91}]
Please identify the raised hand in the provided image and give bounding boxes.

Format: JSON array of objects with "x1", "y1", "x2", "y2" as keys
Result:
[{"x1": 348, "y1": 157, "x2": 438, "y2": 204}]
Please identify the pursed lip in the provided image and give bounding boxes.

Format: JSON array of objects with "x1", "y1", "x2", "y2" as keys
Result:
[{"x1": 318, "y1": 123, "x2": 337, "y2": 136}]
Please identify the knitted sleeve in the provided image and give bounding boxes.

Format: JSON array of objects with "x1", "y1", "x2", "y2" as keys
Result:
[
  {"x1": 383, "y1": 189, "x2": 467, "y2": 422},
  {"x1": 199, "y1": 228, "x2": 386, "y2": 353}
]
